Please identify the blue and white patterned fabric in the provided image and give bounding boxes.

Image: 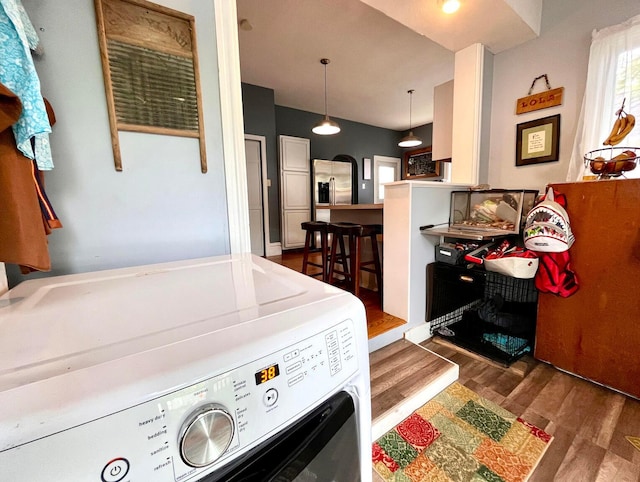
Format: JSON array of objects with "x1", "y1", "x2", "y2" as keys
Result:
[{"x1": 0, "y1": 0, "x2": 53, "y2": 170}]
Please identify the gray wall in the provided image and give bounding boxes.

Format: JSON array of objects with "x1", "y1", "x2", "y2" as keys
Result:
[
  {"x1": 276, "y1": 105, "x2": 413, "y2": 205},
  {"x1": 241, "y1": 83, "x2": 432, "y2": 241},
  {"x1": 9, "y1": 0, "x2": 230, "y2": 288},
  {"x1": 487, "y1": 0, "x2": 640, "y2": 191},
  {"x1": 241, "y1": 84, "x2": 279, "y2": 243},
  {"x1": 406, "y1": 123, "x2": 434, "y2": 161}
]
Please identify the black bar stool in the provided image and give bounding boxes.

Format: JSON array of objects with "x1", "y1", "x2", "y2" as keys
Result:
[
  {"x1": 300, "y1": 221, "x2": 329, "y2": 281},
  {"x1": 327, "y1": 222, "x2": 361, "y2": 289},
  {"x1": 360, "y1": 224, "x2": 383, "y2": 304},
  {"x1": 327, "y1": 223, "x2": 383, "y2": 304}
]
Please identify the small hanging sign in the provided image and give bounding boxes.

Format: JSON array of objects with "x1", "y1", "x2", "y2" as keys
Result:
[{"x1": 516, "y1": 74, "x2": 564, "y2": 115}]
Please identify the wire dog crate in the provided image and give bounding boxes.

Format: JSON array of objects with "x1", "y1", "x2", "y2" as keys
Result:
[{"x1": 427, "y1": 263, "x2": 538, "y2": 366}]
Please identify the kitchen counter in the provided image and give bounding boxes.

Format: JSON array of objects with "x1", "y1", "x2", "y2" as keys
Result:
[
  {"x1": 316, "y1": 203, "x2": 383, "y2": 211},
  {"x1": 315, "y1": 203, "x2": 384, "y2": 293},
  {"x1": 372, "y1": 181, "x2": 472, "y2": 352},
  {"x1": 315, "y1": 204, "x2": 383, "y2": 225}
]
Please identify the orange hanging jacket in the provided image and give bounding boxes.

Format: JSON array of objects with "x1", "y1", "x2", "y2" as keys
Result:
[{"x1": 0, "y1": 82, "x2": 61, "y2": 273}]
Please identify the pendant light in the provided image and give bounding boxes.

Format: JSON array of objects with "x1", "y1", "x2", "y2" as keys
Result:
[
  {"x1": 398, "y1": 89, "x2": 423, "y2": 148},
  {"x1": 312, "y1": 58, "x2": 341, "y2": 135}
]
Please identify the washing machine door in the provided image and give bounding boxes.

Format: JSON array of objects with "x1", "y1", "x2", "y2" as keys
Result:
[{"x1": 201, "y1": 390, "x2": 360, "y2": 481}]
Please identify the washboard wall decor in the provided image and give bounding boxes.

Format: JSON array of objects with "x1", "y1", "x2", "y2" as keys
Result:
[{"x1": 94, "y1": 0, "x2": 207, "y2": 172}]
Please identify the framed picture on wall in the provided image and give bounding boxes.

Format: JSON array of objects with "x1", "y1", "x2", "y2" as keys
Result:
[
  {"x1": 516, "y1": 114, "x2": 560, "y2": 166},
  {"x1": 403, "y1": 146, "x2": 439, "y2": 179}
]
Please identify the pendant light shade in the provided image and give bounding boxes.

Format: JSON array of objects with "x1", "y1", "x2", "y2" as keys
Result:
[
  {"x1": 398, "y1": 132, "x2": 423, "y2": 148},
  {"x1": 312, "y1": 58, "x2": 340, "y2": 135},
  {"x1": 398, "y1": 89, "x2": 422, "y2": 148},
  {"x1": 313, "y1": 116, "x2": 341, "y2": 135}
]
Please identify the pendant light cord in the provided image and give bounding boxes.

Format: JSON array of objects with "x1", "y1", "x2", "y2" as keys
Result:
[
  {"x1": 408, "y1": 89, "x2": 414, "y2": 130},
  {"x1": 324, "y1": 62, "x2": 328, "y2": 117},
  {"x1": 398, "y1": 89, "x2": 422, "y2": 147},
  {"x1": 321, "y1": 58, "x2": 330, "y2": 118},
  {"x1": 312, "y1": 58, "x2": 340, "y2": 135}
]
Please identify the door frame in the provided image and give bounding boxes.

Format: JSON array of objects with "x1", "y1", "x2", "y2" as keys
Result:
[
  {"x1": 244, "y1": 134, "x2": 272, "y2": 256},
  {"x1": 214, "y1": 0, "x2": 250, "y2": 254},
  {"x1": 373, "y1": 155, "x2": 401, "y2": 204}
]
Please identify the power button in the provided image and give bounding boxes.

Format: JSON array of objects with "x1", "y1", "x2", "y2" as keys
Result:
[{"x1": 101, "y1": 457, "x2": 130, "y2": 482}]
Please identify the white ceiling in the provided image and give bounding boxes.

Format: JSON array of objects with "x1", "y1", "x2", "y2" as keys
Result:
[{"x1": 236, "y1": 0, "x2": 542, "y2": 131}]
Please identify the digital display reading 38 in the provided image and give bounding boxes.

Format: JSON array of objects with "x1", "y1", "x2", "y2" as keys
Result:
[{"x1": 255, "y1": 364, "x2": 280, "y2": 385}]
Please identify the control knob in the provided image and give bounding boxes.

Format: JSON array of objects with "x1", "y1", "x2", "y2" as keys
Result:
[{"x1": 179, "y1": 404, "x2": 234, "y2": 467}]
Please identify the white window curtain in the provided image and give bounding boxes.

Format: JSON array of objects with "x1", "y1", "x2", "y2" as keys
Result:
[{"x1": 567, "y1": 14, "x2": 640, "y2": 182}]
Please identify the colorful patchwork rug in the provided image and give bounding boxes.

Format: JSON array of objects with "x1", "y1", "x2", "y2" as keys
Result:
[{"x1": 373, "y1": 382, "x2": 553, "y2": 482}]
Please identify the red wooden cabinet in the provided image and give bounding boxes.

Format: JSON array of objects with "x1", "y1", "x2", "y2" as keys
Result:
[{"x1": 534, "y1": 179, "x2": 640, "y2": 398}]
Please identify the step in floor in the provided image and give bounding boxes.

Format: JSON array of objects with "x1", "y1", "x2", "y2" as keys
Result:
[{"x1": 369, "y1": 338, "x2": 459, "y2": 441}]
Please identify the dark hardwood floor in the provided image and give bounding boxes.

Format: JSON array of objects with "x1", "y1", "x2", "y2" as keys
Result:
[
  {"x1": 268, "y1": 252, "x2": 640, "y2": 480},
  {"x1": 267, "y1": 251, "x2": 406, "y2": 339},
  {"x1": 423, "y1": 339, "x2": 640, "y2": 481}
]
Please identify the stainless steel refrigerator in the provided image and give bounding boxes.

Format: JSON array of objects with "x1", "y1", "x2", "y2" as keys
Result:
[{"x1": 313, "y1": 159, "x2": 353, "y2": 223}]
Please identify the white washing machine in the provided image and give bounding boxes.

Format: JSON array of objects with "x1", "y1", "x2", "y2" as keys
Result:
[{"x1": 0, "y1": 254, "x2": 372, "y2": 481}]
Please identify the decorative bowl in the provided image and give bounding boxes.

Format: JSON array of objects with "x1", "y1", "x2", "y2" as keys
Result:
[{"x1": 584, "y1": 146, "x2": 638, "y2": 179}]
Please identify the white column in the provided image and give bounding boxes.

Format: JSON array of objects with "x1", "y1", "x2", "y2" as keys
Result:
[
  {"x1": 214, "y1": 0, "x2": 251, "y2": 254},
  {"x1": 451, "y1": 43, "x2": 489, "y2": 185}
]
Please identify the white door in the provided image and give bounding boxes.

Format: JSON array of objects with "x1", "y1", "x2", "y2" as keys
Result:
[
  {"x1": 279, "y1": 136, "x2": 311, "y2": 249},
  {"x1": 245, "y1": 137, "x2": 266, "y2": 256}
]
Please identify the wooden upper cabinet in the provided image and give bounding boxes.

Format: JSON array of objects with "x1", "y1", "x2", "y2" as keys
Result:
[
  {"x1": 279, "y1": 135, "x2": 310, "y2": 172},
  {"x1": 432, "y1": 80, "x2": 453, "y2": 163}
]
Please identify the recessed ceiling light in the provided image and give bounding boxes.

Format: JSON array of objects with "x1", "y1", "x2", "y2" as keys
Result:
[{"x1": 440, "y1": 0, "x2": 460, "y2": 14}]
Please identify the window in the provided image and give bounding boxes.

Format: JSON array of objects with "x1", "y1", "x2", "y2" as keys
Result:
[
  {"x1": 567, "y1": 14, "x2": 640, "y2": 181},
  {"x1": 373, "y1": 156, "x2": 400, "y2": 203},
  {"x1": 609, "y1": 44, "x2": 640, "y2": 180}
]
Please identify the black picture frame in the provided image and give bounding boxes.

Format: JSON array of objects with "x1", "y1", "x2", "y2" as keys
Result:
[
  {"x1": 403, "y1": 146, "x2": 439, "y2": 179},
  {"x1": 516, "y1": 114, "x2": 560, "y2": 166}
]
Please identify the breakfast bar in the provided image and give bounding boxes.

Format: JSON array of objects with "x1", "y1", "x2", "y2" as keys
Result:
[
  {"x1": 315, "y1": 203, "x2": 383, "y2": 225},
  {"x1": 314, "y1": 203, "x2": 384, "y2": 293}
]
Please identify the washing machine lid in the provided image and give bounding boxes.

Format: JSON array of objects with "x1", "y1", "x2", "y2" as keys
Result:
[{"x1": 0, "y1": 254, "x2": 344, "y2": 392}]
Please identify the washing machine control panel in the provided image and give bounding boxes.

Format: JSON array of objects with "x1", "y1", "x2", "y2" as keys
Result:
[{"x1": 1, "y1": 318, "x2": 360, "y2": 481}]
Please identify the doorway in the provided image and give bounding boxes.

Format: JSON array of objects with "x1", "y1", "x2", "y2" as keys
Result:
[
  {"x1": 373, "y1": 155, "x2": 401, "y2": 204},
  {"x1": 244, "y1": 135, "x2": 270, "y2": 256}
]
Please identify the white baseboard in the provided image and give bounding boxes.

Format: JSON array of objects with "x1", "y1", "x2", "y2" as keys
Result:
[
  {"x1": 266, "y1": 242, "x2": 282, "y2": 257},
  {"x1": 404, "y1": 322, "x2": 432, "y2": 345}
]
